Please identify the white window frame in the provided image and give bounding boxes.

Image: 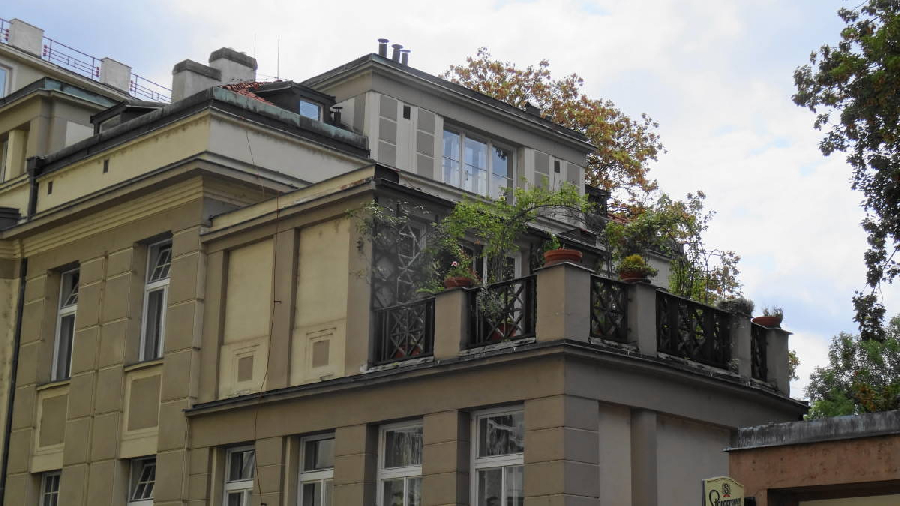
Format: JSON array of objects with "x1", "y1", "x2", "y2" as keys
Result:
[
  {"x1": 40, "y1": 470, "x2": 61, "y2": 506},
  {"x1": 470, "y1": 406, "x2": 525, "y2": 506},
  {"x1": 298, "y1": 433, "x2": 335, "y2": 506},
  {"x1": 377, "y1": 421, "x2": 423, "y2": 506},
  {"x1": 442, "y1": 128, "x2": 514, "y2": 200},
  {"x1": 127, "y1": 456, "x2": 156, "y2": 506},
  {"x1": 52, "y1": 269, "x2": 79, "y2": 381},
  {"x1": 223, "y1": 445, "x2": 255, "y2": 506},
  {"x1": 0, "y1": 64, "x2": 9, "y2": 99},
  {"x1": 139, "y1": 240, "x2": 171, "y2": 361}
]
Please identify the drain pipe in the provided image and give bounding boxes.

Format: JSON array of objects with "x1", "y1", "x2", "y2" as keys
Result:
[{"x1": 0, "y1": 256, "x2": 28, "y2": 505}]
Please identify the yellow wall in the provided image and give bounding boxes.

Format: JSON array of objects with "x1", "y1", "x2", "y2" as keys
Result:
[{"x1": 290, "y1": 218, "x2": 350, "y2": 385}]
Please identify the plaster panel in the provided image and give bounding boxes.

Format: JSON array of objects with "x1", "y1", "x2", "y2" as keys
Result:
[
  {"x1": 223, "y1": 239, "x2": 273, "y2": 344},
  {"x1": 656, "y1": 414, "x2": 730, "y2": 506}
]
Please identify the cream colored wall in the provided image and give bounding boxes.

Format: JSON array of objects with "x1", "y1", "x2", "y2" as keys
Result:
[
  {"x1": 0, "y1": 177, "x2": 28, "y2": 215},
  {"x1": 598, "y1": 403, "x2": 632, "y2": 505},
  {"x1": 0, "y1": 274, "x2": 20, "y2": 471},
  {"x1": 801, "y1": 496, "x2": 900, "y2": 506},
  {"x1": 219, "y1": 239, "x2": 273, "y2": 398},
  {"x1": 656, "y1": 414, "x2": 731, "y2": 506},
  {"x1": 0, "y1": 53, "x2": 46, "y2": 94},
  {"x1": 36, "y1": 115, "x2": 211, "y2": 212},
  {"x1": 290, "y1": 218, "x2": 350, "y2": 385}
]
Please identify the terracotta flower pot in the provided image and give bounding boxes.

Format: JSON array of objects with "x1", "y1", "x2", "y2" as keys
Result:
[
  {"x1": 543, "y1": 248, "x2": 583, "y2": 266},
  {"x1": 752, "y1": 316, "x2": 783, "y2": 328},
  {"x1": 444, "y1": 276, "x2": 475, "y2": 289},
  {"x1": 619, "y1": 271, "x2": 649, "y2": 283}
]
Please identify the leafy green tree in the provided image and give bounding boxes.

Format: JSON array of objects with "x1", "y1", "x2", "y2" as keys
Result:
[
  {"x1": 443, "y1": 48, "x2": 664, "y2": 211},
  {"x1": 806, "y1": 314, "x2": 900, "y2": 418},
  {"x1": 794, "y1": 1, "x2": 900, "y2": 341}
]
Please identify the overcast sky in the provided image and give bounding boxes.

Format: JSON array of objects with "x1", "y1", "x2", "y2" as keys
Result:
[{"x1": 4, "y1": 0, "x2": 897, "y2": 397}]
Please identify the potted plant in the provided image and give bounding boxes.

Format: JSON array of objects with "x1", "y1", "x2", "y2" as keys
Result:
[
  {"x1": 717, "y1": 297, "x2": 755, "y2": 317},
  {"x1": 543, "y1": 234, "x2": 583, "y2": 266},
  {"x1": 752, "y1": 306, "x2": 783, "y2": 328},
  {"x1": 443, "y1": 249, "x2": 478, "y2": 288},
  {"x1": 617, "y1": 254, "x2": 657, "y2": 282}
]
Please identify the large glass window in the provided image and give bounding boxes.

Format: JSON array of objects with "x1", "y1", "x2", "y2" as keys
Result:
[
  {"x1": 140, "y1": 241, "x2": 171, "y2": 361},
  {"x1": 128, "y1": 457, "x2": 156, "y2": 506},
  {"x1": 224, "y1": 446, "x2": 255, "y2": 506},
  {"x1": 52, "y1": 269, "x2": 79, "y2": 381},
  {"x1": 443, "y1": 130, "x2": 513, "y2": 199},
  {"x1": 40, "y1": 471, "x2": 61, "y2": 506},
  {"x1": 472, "y1": 408, "x2": 524, "y2": 506},
  {"x1": 299, "y1": 435, "x2": 335, "y2": 506},
  {"x1": 378, "y1": 422, "x2": 423, "y2": 506}
]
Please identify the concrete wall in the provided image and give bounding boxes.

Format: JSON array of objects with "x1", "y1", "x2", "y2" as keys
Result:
[{"x1": 656, "y1": 414, "x2": 730, "y2": 506}]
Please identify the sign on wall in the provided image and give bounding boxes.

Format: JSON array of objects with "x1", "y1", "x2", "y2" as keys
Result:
[{"x1": 702, "y1": 476, "x2": 744, "y2": 506}]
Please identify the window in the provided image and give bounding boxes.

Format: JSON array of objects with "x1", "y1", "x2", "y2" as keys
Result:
[
  {"x1": 299, "y1": 434, "x2": 335, "y2": 506},
  {"x1": 378, "y1": 422, "x2": 423, "y2": 506},
  {"x1": 0, "y1": 66, "x2": 7, "y2": 98},
  {"x1": 224, "y1": 446, "x2": 255, "y2": 506},
  {"x1": 128, "y1": 457, "x2": 156, "y2": 506},
  {"x1": 299, "y1": 100, "x2": 321, "y2": 120},
  {"x1": 0, "y1": 138, "x2": 8, "y2": 182},
  {"x1": 140, "y1": 241, "x2": 171, "y2": 361},
  {"x1": 471, "y1": 408, "x2": 524, "y2": 506},
  {"x1": 52, "y1": 269, "x2": 79, "y2": 381},
  {"x1": 40, "y1": 471, "x2": 61, "y2": 506},
  {"x1": 442, "y1": 130, "x2": 513, "y2": 200}
]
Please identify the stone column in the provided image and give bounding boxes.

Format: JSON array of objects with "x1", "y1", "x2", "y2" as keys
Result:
[
  {"x1": 334, "y1": 424, "x2": 377, "y2": 505},
  {"x1": 422, "y1": 410, "x2": 469, "y2": 506},
  {"x1": 627, "y1": 282, "x2": 658, "y2": 356},
  {"x1": 345, "y1": 219, "x2": 373, "y2": 374},
  {"x1": 198, "y1": 250, "x2": 226, "y2": 404},
  {"x1": 766, "y1": 328, "x2": 791, "y2": 396},
  {"x1": 732, "y1": 316, "x2": 752, "y2": 378},
  {"x1": 630, "y1": 409, "x2": 658, "y2": 506},
  {"x1": 267, "y1": 229, "x2": 297, "y2": 390},
  {"x1": 535, "y1": 262, "x2": 592, "y2": 342},
  {"x1": 433, "y1": 288, "x2": 469, "y2": 359},
  {"x1": 524, "y1": 395, "x2": 600, "y2": 505},
  {"x1": 4, "y1": 129, "x2": 28, "y2": 179}
]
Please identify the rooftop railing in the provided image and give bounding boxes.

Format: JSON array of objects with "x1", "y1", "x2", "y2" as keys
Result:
[{"x1": 374, "y1": 298, "x2": 434, "y2": 364}]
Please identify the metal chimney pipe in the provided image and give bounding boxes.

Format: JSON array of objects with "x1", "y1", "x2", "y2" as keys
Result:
[
  {"x1": 391, "y1": 43, "x2": 402, "y2": 62},
  {"x1": 331, "y1": 106, "x2": 343, "y2": 126},
  {"x1": 378, "y1": 38, "x2": 389, "y2": 57},
  {"x1": 400, "y1": 49, "x2": 410, "y2": 66}
]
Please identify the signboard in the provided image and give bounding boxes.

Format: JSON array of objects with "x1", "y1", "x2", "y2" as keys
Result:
[{"x1": 702, "y1": 476, "x2": 744, "y2": 506}]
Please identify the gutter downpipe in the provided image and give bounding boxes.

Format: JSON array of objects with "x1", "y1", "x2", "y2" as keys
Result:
[{"x1": 0, "y1": 256, "x2": 28, "y2": 505}]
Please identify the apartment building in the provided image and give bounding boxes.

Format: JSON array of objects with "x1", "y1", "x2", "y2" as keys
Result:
[{"x1": 0, "y1": 19, "x2": 805, "y2": 506}]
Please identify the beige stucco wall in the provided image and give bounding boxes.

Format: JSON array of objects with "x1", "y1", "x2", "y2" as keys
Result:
[{"x1": 656, "y1": 414, "x2": 731, "y2": 506}]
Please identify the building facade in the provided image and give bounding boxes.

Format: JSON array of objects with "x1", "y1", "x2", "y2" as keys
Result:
[{"x1": 0, "y1": 19, "x2": 805, "y2": 506}]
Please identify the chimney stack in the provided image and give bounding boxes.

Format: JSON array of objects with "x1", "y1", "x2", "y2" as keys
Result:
[
  {"x1": 208, "y1": 48, "x2": 257, "y2": 84},
  {"x1": 378, "y1": 38, "x2": 389, "y2": 57},
  {"x1": 391, "y1": 44, "x2": 402, "y2": 62},
  {"x1": 400, "y1": 49, "x2": 410, "y2": 66}
]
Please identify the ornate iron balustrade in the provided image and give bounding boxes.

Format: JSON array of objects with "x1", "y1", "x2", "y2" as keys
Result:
[
  {"x1": 656, "y1": 292, "x2": 731, "y2": 368},
  {"x1": 750, "y1": 323, "x2": 768, "y2": 381},
  {"x1": 469, "y1": 275, "x2": 536, "y2": 347},
  {"x1": 374, "y1": 298, "x2": 434, "y2": 364},
  {"x1": 590, "y1": 275, "x2": 628, "y2": 342}
]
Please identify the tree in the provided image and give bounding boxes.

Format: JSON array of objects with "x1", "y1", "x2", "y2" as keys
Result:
[
  {"x1": 443, "y1": 48, "x2": 664, "y2": 211},
  {"x1": 806, "y1": 314, "x2": 900, "y2": 418},
  {"x1": 793, "y1": 1, "x2": 900, "y2": 341}
]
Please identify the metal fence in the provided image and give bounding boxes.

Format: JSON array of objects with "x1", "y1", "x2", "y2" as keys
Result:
[
  {"x1": 750, "y1": 323, "x2": 768, "y2": 381},
  {"x1": 374, "y1": 298, "x2": 435, "y2": 364},
  {"x1": 590, "y1": 275, "x2": 629, "y2": 343},
  {"x1": 656, "y1": 291, "x2": 731, "y2": 368},
  {"x1": 469, "y1": 275, "x2": 536, "y2": 347}
]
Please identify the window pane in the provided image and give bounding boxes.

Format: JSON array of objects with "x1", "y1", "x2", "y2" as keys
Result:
[
  {"x1": 478, "y1": 412, "x2": 525, "y2": 457},
  {"x1": 407, "y1": 477, "x2": 422, "y2": 506},
  {"x1": 477, "y1": 468, "x2": 502, "y2": 506},
  {"x1": 442, "y1": 130, "x2": 460, "y2": 187},
  {"x1": 324, "y1": 479, "x2": 333, "y2": 506},
  {"x1": 228, "y1": 449, "x2": 255, "y2": 481},
  {"x1": 55, "y1": 315, "x2": 75, "y2": 380},
  {"x1": 464, "y1": 137, "x2": 488, "y2": 195},
  {"x1": 131, "y1": 459, "x2": 156, "y2": 500},
  {"x1": 61, "y1": 271, "x2": 79, "y2": 308},
  {"x1": 142, "y1": 289, "x2": 165, "y2": 360},
  {"x1": 149, "y1": 244, "x2": 172, "y2": 282},
  {"x1": 302, "y1": 482, "x2": 322, "y2": 506},
  {"x1": 226, "y1": 491, "x2": 244, "y2": 506},
  {"x1": 505, "y1": 466, "x2": 524, "y2": 506},
  {"x1": 304, "y1": 437, "x2": 335, "y2": 471},
  {"x1": 382, "y1": 478, "x2": 404, "y2": 506},
  {"x1": 299, "y1": 100, "x2": 320, "y2": 120},
  {"x1": 384, "y1": 426, "x2": 423, "y2": 468},
  {"x1": 0, "y1": 67, "x2": 6, "y2": 98},
  {"x1": 491, "y1": 147, "x2": 512, "y2": 199}
]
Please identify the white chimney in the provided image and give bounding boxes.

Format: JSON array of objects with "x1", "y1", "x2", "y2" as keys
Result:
[
  {"x1": 8, "y1": 19, "x2": 43, "y2": 55},
  {"x1": 171, "y1": 60, "x2": 222, "y2": 102},
  {"x1": 208, "y1": 48, "x2": 257, "y2": 84}
]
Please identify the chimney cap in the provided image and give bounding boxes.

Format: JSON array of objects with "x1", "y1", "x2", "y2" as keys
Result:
[
  {"x1": 172, "y1": 59, "x2": 222, "y2": 80},
  {"x1": 378, "y1": 38, "x2": 389, "y2": 43},
  {"x1": 209, "y1": 47, "x2": 258, "y2": 70}
]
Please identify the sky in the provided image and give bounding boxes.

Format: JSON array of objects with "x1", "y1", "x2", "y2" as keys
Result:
[{"x1": 4, "y1": 0, "x2": 897, "y2": 398}]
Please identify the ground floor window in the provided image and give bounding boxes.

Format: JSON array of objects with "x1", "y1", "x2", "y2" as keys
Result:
[
  {"x1": 224, "y1": 445, "x2": 255, "y2": 506},
  {"x1": 378, "y1": 422, "x2": 423, "y2": 506},
  {"x1": 128, "y1": 457, "x2": 156, "y2": 506},
  {"x1": 40, "y1": 471, "x2": 61, "y2": 506},
  {"x1": 299, "y1": 434, "x2": 335, "y2": 506},
  {"x1": 472, "y1": 407, "x2": 525, "y2": 506}
]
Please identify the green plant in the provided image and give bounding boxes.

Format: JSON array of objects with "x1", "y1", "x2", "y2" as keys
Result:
[
  {"x1": 544, "y1": 234, "x2": 562, "y2": 252},
  {"x1": 717, "y1": 297, "x2": 755, "y2": 316},
  {"x1": 617, "y1": 254, "x2": 657, "y2": 278},
  {"x1": 445, "y1": 248, "x2": 478, "y2": 281},
  {"x1": 762, "y1": 306, "x2": 784, "y2": 318}
]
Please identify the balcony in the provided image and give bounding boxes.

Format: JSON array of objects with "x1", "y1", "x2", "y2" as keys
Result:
[{"x1": 373, "y1": 261, "x2": 791, "y2": 394}]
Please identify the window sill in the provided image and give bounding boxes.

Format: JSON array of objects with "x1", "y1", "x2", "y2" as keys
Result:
[
  {"x1": 36, "y1": 378, "x2": 70, "y2": 392},
  {"x1": 124, "y1": 358, "x2": 163, "y2": 373}
]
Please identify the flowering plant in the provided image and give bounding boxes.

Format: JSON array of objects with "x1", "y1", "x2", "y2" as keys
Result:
[{"x1": 446, "y1": 249, "x2": 478, "y2": 281}]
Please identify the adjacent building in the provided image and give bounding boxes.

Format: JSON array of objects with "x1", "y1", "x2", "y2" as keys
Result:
[{"x1": 0, "y1": 18, "x2": 805, "y2": 506}]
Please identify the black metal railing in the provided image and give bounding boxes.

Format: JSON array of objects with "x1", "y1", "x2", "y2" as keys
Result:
[
  {"x1": 750, "y1": 323, "x2": 768, "y2": 381},
  {"x1": 656, "y1": 292, "x2": 731, "y2": 368},
  {"x1": 590, "y1": 275, "x2": 628, "y2": 342},
  {"x1": 469, "y1": 275, "x2": 536, "y2": 347},
  {"x1": 374, "y1": 298, "x2": 434, "y2": 364}
]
